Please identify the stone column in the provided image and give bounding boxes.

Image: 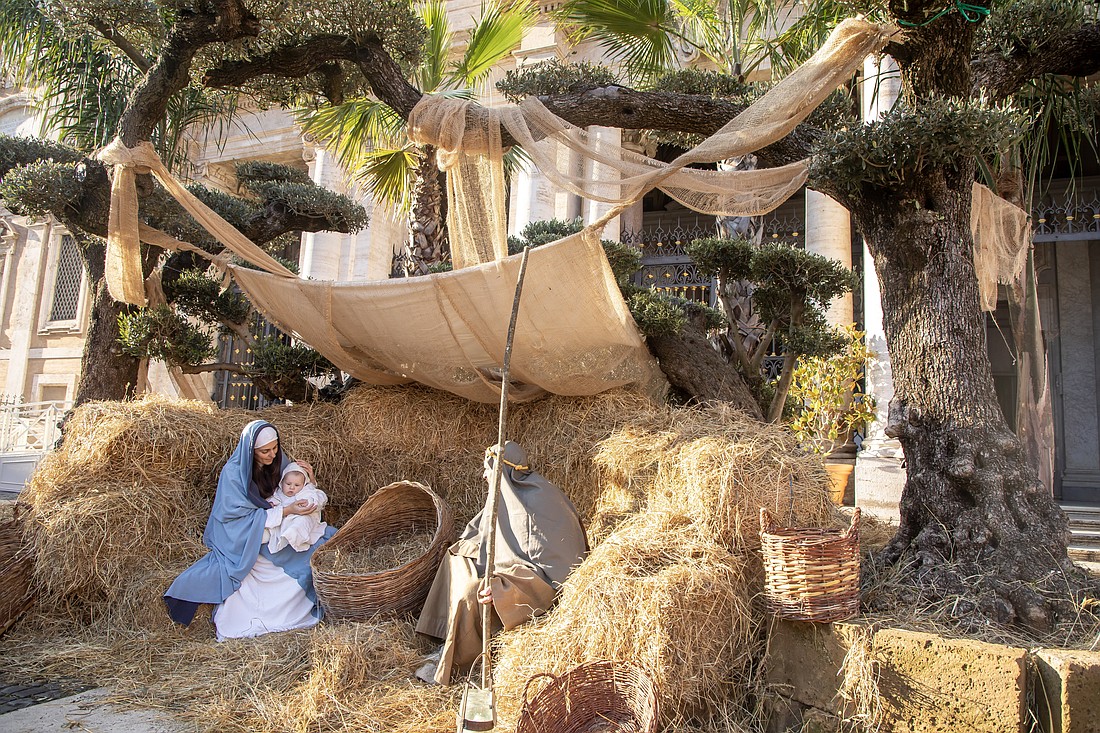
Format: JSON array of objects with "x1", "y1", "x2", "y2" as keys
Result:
[
  {"x1": 856, "y1": 55, "x2": 906, "y2": 521},
  {"x1": 299, "y1": 143, "x2": 349, "y2": 281},
  {"x1": 582, "y1": 126, "x2": 621, "y2": 240},
  {"x1": 509, "y1": 161, "x2": 557, "y2": 237},
  {"x1": 4, "y1": 218, "x2": 50, "y2": 398},
  {"x1": 804, "y1": 189, "x2": 853, "y2": 325}
]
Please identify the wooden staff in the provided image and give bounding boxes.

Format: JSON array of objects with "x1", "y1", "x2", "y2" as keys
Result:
[{"x1": 480, "y1": 245, "x2": 531, "y2": 690}]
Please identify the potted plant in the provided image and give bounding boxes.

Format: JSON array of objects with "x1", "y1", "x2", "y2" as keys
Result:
[{"x1": 788, "y1": 325, "x2": 876, "y2": 503}]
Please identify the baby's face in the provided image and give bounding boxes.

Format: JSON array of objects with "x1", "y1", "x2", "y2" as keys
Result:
[{"x1": 281, "y1": 472, "x2": 306, "y2": 497}]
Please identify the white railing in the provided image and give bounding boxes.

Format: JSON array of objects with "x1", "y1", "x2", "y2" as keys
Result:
[{"x1": 0, "y1": 400, "x2": 71, "y2": 453}]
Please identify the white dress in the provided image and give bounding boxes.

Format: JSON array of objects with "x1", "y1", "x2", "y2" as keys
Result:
[{"x1": 213, "y1": 507, "x2": 319, "y2": 641}]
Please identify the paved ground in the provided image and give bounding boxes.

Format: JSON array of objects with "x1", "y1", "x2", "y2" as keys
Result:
[{"x1": 0, "y1": 688, "x2": 193, "y2": 733}]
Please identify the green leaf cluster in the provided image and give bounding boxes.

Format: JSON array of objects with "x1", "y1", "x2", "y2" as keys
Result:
[
  {"x1": 687, "y1": 237, "x2": 854, "y2": 333},
  {"x1": 497, "y1": 60, "x2": 619, "y2": 102},
  {"x1": 165, "y1": 270, "x2": 252, "y2": 327},
  {"x1": 0, "y1": 160, "x2": 85, "y2": 217},
  {"x1": 810, "y1": 97, "x2": 1030, "y2": 199},
  {"x1": 627, "y1": 290, "x2": 687, "y2": 336},
  {"x1": 0, "y1": 135, "x2": 84, "y2": 179},
  {"x1": 244, "y1": 180, "x2": 370, "y2": 234},
  {"x1": 646, "y1": 68, "x2": 758, "y2": 100},
  {"x1": 236, "y1": 160, "x2": 313, "y2": 186},
  {"x1": 200, "y1": 0, "x2": 428, "y2": 106},
  {"x1": 117, "y1": 305, "x2": 216, "y2": 366},
  {"x1": 788, "y1": 324, "x2": 876, "y2": 454},
  {"x1": 250, "y1": 336, "x2": 336, "y2": 380},
  {"x1": 507, "y1": 217, "x2": 642, "y2": 286},
  {"x1": 977, "y1": 0, "x2": 1088, "y2": 59}
]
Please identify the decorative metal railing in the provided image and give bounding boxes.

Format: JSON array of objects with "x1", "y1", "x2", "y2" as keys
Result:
[
  {"x1": 623, "y1": 213, "x2": 805, "y2": 305},
  {"x1": 0, "y1": 399, "x2": 70, "y2": 453},
  {"x1": 1031, "y1": 192, "x2": 1100, "y2": 241}
]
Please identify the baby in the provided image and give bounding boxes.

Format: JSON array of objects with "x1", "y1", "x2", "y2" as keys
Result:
[{"x1": 268, "y1": 462, "x2": 329, "y2": 553}]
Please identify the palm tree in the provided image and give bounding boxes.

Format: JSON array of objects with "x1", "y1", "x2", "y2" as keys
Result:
[
  {"x1": 554, "y1": 0, "x2": 843, "y2": 83},
  {"x1": 301, "y1": 0, "x2": 537, "y2": 273},
  {"x1": 0, "y1": 0, "x2": 235, "y2": 172}
]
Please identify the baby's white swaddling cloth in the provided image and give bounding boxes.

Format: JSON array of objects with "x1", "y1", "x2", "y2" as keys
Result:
[{"x1": 268, "y1": 462, "x2": 329, "y2": 552}]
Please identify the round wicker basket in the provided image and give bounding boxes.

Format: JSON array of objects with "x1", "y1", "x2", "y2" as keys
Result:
[
  {"x1": 311, "y1": 481, "x2": 455, "y2": 620},
  {"x1": 0, "y1": 515, "x2": 35, "y2": 637},
  {"x1": 759, "y1": 506, "x2": 861, "y2": 623},
  {"x1": 516, "y1": 661, "x2": 659, "y2": 733}
]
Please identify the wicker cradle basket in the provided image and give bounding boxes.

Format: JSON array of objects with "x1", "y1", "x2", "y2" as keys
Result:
[
  {"x1": 311, "y1": 481, "x2": 455, "y2": 620},
  {"x1": 759, "y1": 507, "x2": 861, "y2": 623},
  {"x1": 0, "y1": 516, "x2": 35, "y2": 637},
  {"x1": 516, "y1": 661, "x2": 659, "y2": 733}
]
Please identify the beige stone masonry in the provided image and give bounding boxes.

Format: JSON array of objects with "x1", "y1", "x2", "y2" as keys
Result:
[
  {"x1": 1035, "y1": 649, "x2": 1100, "y2": 733},
  {"x1": 765, "y1": 620, "x2": 1029, "y2": 733}
]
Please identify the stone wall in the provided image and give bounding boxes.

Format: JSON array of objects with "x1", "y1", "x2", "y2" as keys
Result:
[{"x1": 764, "y1": 620, "x2": 1100, "y2": 733}]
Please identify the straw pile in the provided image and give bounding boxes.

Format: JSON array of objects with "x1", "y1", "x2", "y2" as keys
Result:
[
  {"x1": 313, "y1": 529, "x2": 436, "y2": 574},
  {"x1": 5, "y1": 384, "x2": 841, "y2": 731},
  {"x1": 494, "y1": 512, "x2": 757, "y2": 726}
]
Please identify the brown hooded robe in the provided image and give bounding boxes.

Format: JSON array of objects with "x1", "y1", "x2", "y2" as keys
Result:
[{"x1": 415, "y1": 441, "x2": 586, "y2": 684}]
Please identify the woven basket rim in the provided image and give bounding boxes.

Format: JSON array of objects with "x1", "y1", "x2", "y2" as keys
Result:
[
  {"x1": 310, "y1": 480, "x2": 449, "y2": 578},
  {"x1": 759, "y1": 506, "x2": 860, "y2": 540},
  {"x1": 518, "y1": 659, "x2": 660, "y2": 733}
]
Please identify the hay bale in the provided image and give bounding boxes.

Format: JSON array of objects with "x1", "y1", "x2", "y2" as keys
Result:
[
  {"x1": 9, "y1": 384, "x2": 843, "y2": 732},
  {"x1": 494, "y1": 512, "x2": 758, "y2": 728},
  {"x1": 593, "y1": 402, "x2": 834, "y2": 546}
]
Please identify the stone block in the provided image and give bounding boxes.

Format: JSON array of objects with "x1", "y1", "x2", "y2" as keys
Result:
[
  {"x1": 1034, "y1": 648, "x2": 1100, "y2": 733},
  {"x1": 871, "y1": 627, "x2": 1027, "y2": 733},
  {"x1": 765, "y1": 621, "x2": 1029, "y2": 732}
]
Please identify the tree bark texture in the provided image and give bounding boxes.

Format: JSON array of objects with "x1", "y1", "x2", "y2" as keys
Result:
[
  {"x1": 647, "y1": 311, "x2": 764, "y2": 419},
  {"x1": 73, "y1": 238, "x2": 142, "y2": 406},
  {"x1": 407, "y1": 147, "x2": 449, "y2": 271}
]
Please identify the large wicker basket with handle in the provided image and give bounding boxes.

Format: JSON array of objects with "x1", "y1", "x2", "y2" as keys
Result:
[
  {"x1": 516, "y1": 660, "x2": 659, "y2": 733},
  {"x1": 0, "y1": 514, "x2": 35, "y2": 637},
  {"x1": 759, "y1": 507, "x2": 861, "y2": 622},
  {"x1": 311, "y1": 481, "x2": 455, "y2": 620}
]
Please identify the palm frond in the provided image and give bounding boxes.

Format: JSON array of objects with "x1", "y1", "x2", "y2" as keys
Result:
[
  {"x1": 417, "y1": 0, "x2": 453, "y2": 93},
  {"x1": 503, "y1": 144, "x2": 533, "y2": 182},
  {"x1": 556, "y1": 0, "x2": 680, "y2": 81},
  {"x1": 352, "y1": 147, "x2": 419, "y2": 213},
  {"x1": 450, "y1": 0, "x2": 538, "y2": 89},
  {"x1": 298, "y1": 99, "x2": 408, "y2": 175}
]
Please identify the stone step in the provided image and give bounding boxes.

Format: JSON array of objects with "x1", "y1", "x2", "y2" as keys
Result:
[
  {"x1": 1069, "y1": 527, "x2": 1100, "y2": 546},
  {"x1": 1069, "y1": 545, "x2": 1100, "y2": 564}
]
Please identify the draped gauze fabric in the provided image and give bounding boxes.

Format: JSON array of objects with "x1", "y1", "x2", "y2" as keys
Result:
[
  {"x1": 96, "y1": 139, "x2": 295, "y2": 306},
  {"x1": 95, "y1": 18, "x2": 903, "y2": 403},
  {"x1": 408, "y1": 18, "x2": 898, "y2": 270},
  {"x1": 230, "y1": 229, "x2": 665, "y2": 403},
  {"x1": 971, "y1": 182, "x2": 1031, "y2": 312}
]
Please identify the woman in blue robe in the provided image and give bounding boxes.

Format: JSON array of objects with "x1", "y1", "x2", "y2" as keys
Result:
[{"x1": 164, "y1": 420, "x2": 336, "y2": 640}]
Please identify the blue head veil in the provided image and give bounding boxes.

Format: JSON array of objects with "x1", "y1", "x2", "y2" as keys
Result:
[{"x1": 164, "y1": 419, "x2": 335, "y2": 626}]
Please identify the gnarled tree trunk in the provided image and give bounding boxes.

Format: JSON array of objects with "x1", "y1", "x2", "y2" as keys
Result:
[{"x1": 854, "y1": 161, "x2": 1079, "y2": 627}]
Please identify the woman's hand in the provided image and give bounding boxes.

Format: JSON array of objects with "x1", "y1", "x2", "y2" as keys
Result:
[
  {"x1": 296, "y1": 460, "x2": 316, "y2": 484},
  {"x1": 284, "y1": 499, "x2": 317, "y2": 516}
]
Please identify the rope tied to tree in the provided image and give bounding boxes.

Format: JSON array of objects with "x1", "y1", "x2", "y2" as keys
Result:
[
  {"x1": 897, "y1": 1, "x2": 991, "y2": 28},
  {"x1": 94, "y1": 137, "x2": 297, "y2": 307}
]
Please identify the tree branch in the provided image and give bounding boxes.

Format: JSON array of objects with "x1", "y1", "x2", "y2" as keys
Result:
[
  {"x1": 118, "y1": 0, "x2": 261, "y2": 145},
  {"x1": 179, "y1": 361, "x2": 244, "y2": 374},
  {"x1": 204, "y1": 36, "x2": 819, "y2": 165},
  {"x1": 88, "y1": 19, "x2": 152, "y2": 73},
  {"x1": 972, "y1": 23, "x2": 1100, "y2": 100}
]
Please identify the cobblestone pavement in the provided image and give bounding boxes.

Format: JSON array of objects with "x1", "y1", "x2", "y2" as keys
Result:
[{"x1": 0, "y1": 675, "x2": 93, "y2": 715}]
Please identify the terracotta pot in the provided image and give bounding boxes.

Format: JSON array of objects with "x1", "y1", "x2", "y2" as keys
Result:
[{"x1": 824, "y1": 461, "x2": 854, "y2": 505}]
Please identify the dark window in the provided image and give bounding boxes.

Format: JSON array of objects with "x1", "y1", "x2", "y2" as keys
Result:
[{"x1": 49, "y1": 235, "x2": 83, "y2": 322}]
